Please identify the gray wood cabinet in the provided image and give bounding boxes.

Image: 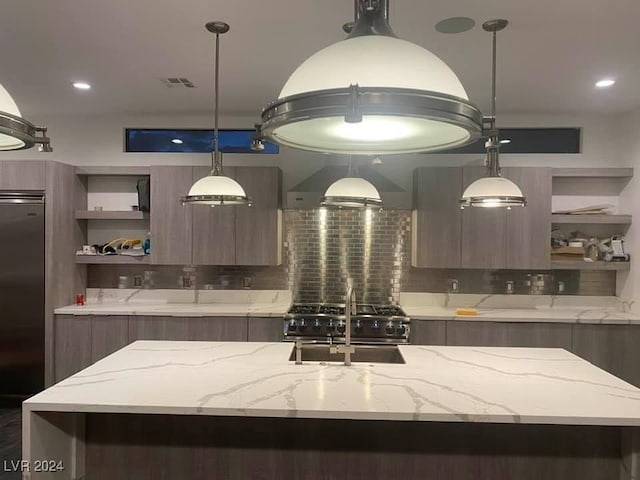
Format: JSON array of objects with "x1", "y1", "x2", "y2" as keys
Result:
[
  {"x1": 408, "y1": 320, "x2": 446, "y2": 345},
  {"x1": 571, "y1": 324, "x2": 640, "y2": 388},
  {"x1": 91, "y1": 315, "x2": 129, "y2": 363},
  {"x1": 412, "y1": 168, "x2": 462, "y2": 268},
  {"x1": 461, "y1": 166, "x2": 508, "y2": 269},
  {"x1": 54, "y1": 315, "x2": 92, "y2": 382},
  {"x1": 0, "y1": 160, "x2": 46, "y2": 190},
  {"x1": 191, "y1": 166, "x2": 236, "y2": 265},
  {"x1": 235, "y1": 167, "x2": 282, "y2": 266},
  {"x1": 128, "y1": 316, "x2": 247, "y2": 342},
  {"x1": 447, "y1": 321, "x2": 573, "y2": 349},
  {"x1": 150, "y1": 166, "x2": 193, "y2": 265},
  {"x1": 502, "y1": 167, "x2": 552, "y2": 269},
  {"x1": 247, "y1": 317, "x2": 283, "y2": 342}
]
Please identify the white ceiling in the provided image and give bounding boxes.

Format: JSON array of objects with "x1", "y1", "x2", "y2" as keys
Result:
[{"x1": 2, "y1": 0, "x2": 639, "y2": 119}]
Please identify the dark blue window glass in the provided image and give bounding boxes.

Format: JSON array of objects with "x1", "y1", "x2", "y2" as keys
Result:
[
  {"x1": 125, "y1": 129, "x2": 279, "y2": 154},
  {"x1": 438, "y1": 128, "x2": 581, "y2": 154}
]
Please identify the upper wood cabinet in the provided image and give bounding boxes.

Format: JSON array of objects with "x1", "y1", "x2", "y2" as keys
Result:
[
  {"x1": 235, "y1": 167, "x2": 282, "y2": 266},
  {"x1": 502, "y1": 167, "x2": 552, "y2": 269},
  {"x1": 150, "y1": 166, "x2": 282, "y2": 266},
  {"x1": 412, "y1": 168, "x2": 462, "y2": 268},
  {"x1": 412, "y1": 166, "x2": 552, "y2": 270},
  {"x1": 150, "y1": 166, "x2": 193, "y2": 265},
  {"x1": 0, "y1": 160, "x2": 46, "y2": 190},
  {"x1": 191, "y1": 166, "x2": 236, "y2": 266}
]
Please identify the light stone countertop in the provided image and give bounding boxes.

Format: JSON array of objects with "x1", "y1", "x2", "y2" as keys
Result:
[
  {"x1": 24, "y1": 341, "x2": 640, "y2": 426},
  {"x1": 400, "y1": 293, "x2": 640, "y2": 325},
  {"x1": 54, "y1": 289, "x2": 292, "y2": 318}
]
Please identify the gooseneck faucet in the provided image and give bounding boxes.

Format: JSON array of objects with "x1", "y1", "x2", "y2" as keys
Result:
[{"x1": 331, "y1": 279, "x2": 357, "y2": 366}]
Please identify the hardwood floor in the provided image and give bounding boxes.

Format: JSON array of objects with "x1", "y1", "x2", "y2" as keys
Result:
[{"x1": 0, "y1": 408, "x2": 21, "y2": 480}]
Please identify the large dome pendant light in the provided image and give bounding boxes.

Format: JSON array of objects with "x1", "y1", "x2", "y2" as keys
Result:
[
  {"x1": 182, "y1": 22, "x2": 252, "y2": 207},
  {"x1": 459, "y1": 19, "x2": 526, "y2": 209},
  {"x1": 0, "y1": 84, "x2": 52, "y2": 152},
  {"x1": 261, "y1": 0, "x2": 484, "y2": 155},
  {"x1": 321, "y1": 156, "x2": 382, "y2": 208}
]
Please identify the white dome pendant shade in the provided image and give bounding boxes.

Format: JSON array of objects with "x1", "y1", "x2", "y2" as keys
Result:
[
  {"x1": 182, "y1": 22, "x2": 251, "y2": 207},
  {"x1": 321, "y1": 177, "x2": 382, "y2": 208},
  {"x1": 0, "y1": 84, "x2": 52, "y2": 151},
  {"x1": 261, "y1": 0, "x2": 483, "y2": 155},
  {"x1": 321, "y1": 156, "x2": 382, "y2": 208},
  {"x1": 459, "y1": 19, "x2": 526, "y2": 210}
]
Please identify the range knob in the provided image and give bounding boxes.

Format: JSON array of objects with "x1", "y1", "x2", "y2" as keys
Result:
[
  {"x1": 327, "y1": 321, "x2": 336, "y2": 332},
  {"x1": 313, "y1": 319, "x2": 322, "y2": 331},
  {"x1": 385, "y1": 322, "x2": 395, "y2": 335},
  {"x1": 354, "y1": 320, "x2": 363, "y2": 334},
  {"x1": 337, "y1": 321, "x2": 346, "y2": 334},
  {"x1": 298, "y1": 319, "x2": 307, "y2": 332},
  {"x1": 287, "y1": 320, "x2": 297, "y2": 332},
  {"x1": 372, "y1": 320, "x2": 380, "y2": 331},
  {"x1": 396, "y1": 323, "x2": 406, "y2": 335}
]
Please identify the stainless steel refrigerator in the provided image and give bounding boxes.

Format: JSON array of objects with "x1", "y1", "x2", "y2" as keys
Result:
[{"x1": 0, "y1": 192, "x2": 45, "y2": 401}]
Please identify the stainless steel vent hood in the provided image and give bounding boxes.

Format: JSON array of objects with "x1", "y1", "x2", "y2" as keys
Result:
[{"x1": 287, "y1": 166, "x2": 409, "y2": 209}]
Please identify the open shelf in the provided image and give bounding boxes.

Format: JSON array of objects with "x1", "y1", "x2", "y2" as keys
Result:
[
  {"x1": 75, "y1": 166, "x2": 150, "y2": 176},
  {"x1": 551, "y1": 260, "x2": 630, "y2": 271},
  {"x1": 75, "y1": 255, "x2": 150, "y2": 265},
  {"x1": 551, "y1": 214, "x2": 632, "y2": 225},
  {"x1": 75, "y1": 210, "x2": 149, "y2": 220},
  {"x1": 552, "y1": 168, "x2": 634, "y2": 178}
]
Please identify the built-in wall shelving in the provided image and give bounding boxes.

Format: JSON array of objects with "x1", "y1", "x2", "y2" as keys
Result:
[
  {"x1": 75, "y1": 255, "x2": 150, "y2": 265},
  {"x1": 551, "y1": 214, "x2": 632, "y2": 225},
  {"x1": 75, "y1": 210, "x2": 149, "y2": 220},
  {"x1": 550, "y1": 260, "x2": 630, "y2": 271},
  {"x1": 552, "y1": 168, "x2": 634, "y2": 178}
]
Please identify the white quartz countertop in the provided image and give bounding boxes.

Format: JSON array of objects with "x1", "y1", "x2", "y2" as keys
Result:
[
  {"x1": 24, "y1": 341, "x2": 640, "y2": 426},
  {"x1": 54, "y1": 289, "x2": 292, "y2": 317},
  {"x1": 400, "y1": 293, "x2": 640, "y2": 325}
]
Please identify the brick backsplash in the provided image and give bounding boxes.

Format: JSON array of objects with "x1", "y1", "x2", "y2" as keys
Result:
[{"x1": 88, "y1": 209, "x2": 615, "y2": 300}]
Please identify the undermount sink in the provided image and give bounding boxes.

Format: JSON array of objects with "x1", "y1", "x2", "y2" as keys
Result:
[{"x1": 289, "y1": 344, "x2": 406, "y2": 364}]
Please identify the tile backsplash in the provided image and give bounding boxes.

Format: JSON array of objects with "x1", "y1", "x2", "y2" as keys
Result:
[{"x1": 87, "y1": 209, "x2": 616, "y2": 301}]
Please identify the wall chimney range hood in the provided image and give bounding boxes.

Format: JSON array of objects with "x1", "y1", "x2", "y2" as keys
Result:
[{"x1": 287, "y1": 166, "x2": 408, "y2": 209}]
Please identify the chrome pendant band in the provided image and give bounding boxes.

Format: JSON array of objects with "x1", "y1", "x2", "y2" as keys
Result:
[
  {"x1": 0, "y1": 111, "x2": 52, "y2": 151},
  {"x1": 181, "y1": 194, "x2": 253, "y2": 206},
  {"x1": 320, "y1": 195, "x2": 383, "y2": 208},
  {"x1": 459, "y1": 195, "x2": 527, "y2": 208}
]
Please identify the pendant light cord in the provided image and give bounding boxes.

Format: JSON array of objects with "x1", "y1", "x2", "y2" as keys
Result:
[{"x1": 212, "y1": 31, "x2": 222, "y2": 176}]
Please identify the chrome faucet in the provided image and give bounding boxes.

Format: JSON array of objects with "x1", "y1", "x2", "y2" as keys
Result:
[{"x1": 331, "y1": 279, "x2": 357, "y2": 366}]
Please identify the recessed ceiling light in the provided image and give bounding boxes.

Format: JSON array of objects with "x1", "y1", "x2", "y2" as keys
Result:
[
  {"x1": 72, "y1": 82, "x2": 91, "y2": 90},
  {"x1": 500, "y1": 139, "x2": 511, "y2": 144},
  {"x1": 595, "y1": 79, "x2": 615, "y2": 88},
  {"x1": 171, "y1": 138, "x2": 183, "y2": 144}
]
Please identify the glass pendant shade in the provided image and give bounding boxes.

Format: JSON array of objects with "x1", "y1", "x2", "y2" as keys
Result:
[
  {"x1": 321, "y1": 177, "x2": 382, "y2": 208},
  {"x1": 0, "y1": 84, "x2": 51, "y2": 151},
  {"x1": 183, "y1": 173, "x2": 251, "y2": 206},
  {"x1": 261, "y1": 2, "x2": 483, "y2": 154},
  {"x1": 459, "y1": 176, "x2": 526, "y2": 208}
]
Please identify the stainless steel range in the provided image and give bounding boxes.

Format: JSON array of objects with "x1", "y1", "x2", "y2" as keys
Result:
[{"x1": 283, "y1": 303, "x2": 410, "y2": 344}]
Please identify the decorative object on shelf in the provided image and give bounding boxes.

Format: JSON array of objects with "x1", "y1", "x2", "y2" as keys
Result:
[
  {"x1": 321, "y1": 156, "x2": 382, "y2": 208},
  {"x1": 0, "y1": 84, "x2": 52, "y2": 151},
  {"x1": 182, "y1": 22, "x2": 252, "y2": 207},
  {"x1": 261, "y1": 0, "x2": 483, "y2": 155},
  {"x1": 460, "y1": 19, "x2": 526, "y2": 209}
]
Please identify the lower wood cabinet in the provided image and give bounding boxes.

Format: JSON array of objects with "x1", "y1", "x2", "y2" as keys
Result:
[
  {"x1": 54, "y1": 315, "x2": 92, "y2": 382},
  {"x1": 446, "y1": 321, "x2": 573, "y2": 349},
  {"x1": 91, "y1": 315, "x2": 129, "y2": 363},
  {"x1": 409, "y1": 320, "x2": 446, "y2": 345},
  {"x1": 128, "y1": 316, "x2": 247, "y2": 342},
  {"x1": 247, "y1": 317, "x2": 283, "y2": 342},
  {"x1": 571, "y1": 324, "x2": 640, "y2": 388}
]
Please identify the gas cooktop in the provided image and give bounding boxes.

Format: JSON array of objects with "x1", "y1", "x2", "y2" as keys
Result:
[{"x1": 284, "y1": 303, "x2": 410, "y2": 344}]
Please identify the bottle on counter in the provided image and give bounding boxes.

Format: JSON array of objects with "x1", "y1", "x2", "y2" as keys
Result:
[{"x1": 143, "y1": 232, "x2": 151, "y2": 255}]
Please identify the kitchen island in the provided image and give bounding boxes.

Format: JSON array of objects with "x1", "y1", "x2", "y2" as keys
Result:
[{"x1": 23, "y1": 342, "x2": 640, "y2": 479}]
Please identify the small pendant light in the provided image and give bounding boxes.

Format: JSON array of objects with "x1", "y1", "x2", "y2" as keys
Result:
[
  {"x1": 321, "y1": 156, "x2": 382, "y2": 208},
  {"x1": 0, "y1": 84, "x2": 52, "y2": 152},
  {"x1": 459, "y1": 19, "x2": 526, "y2": 209},
  {"x1": 261, "y1": 0, "x2": 483, "y2": 155},
  {"x1": 182, "y1": 22, "x2": 251, "y2": 207}
]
